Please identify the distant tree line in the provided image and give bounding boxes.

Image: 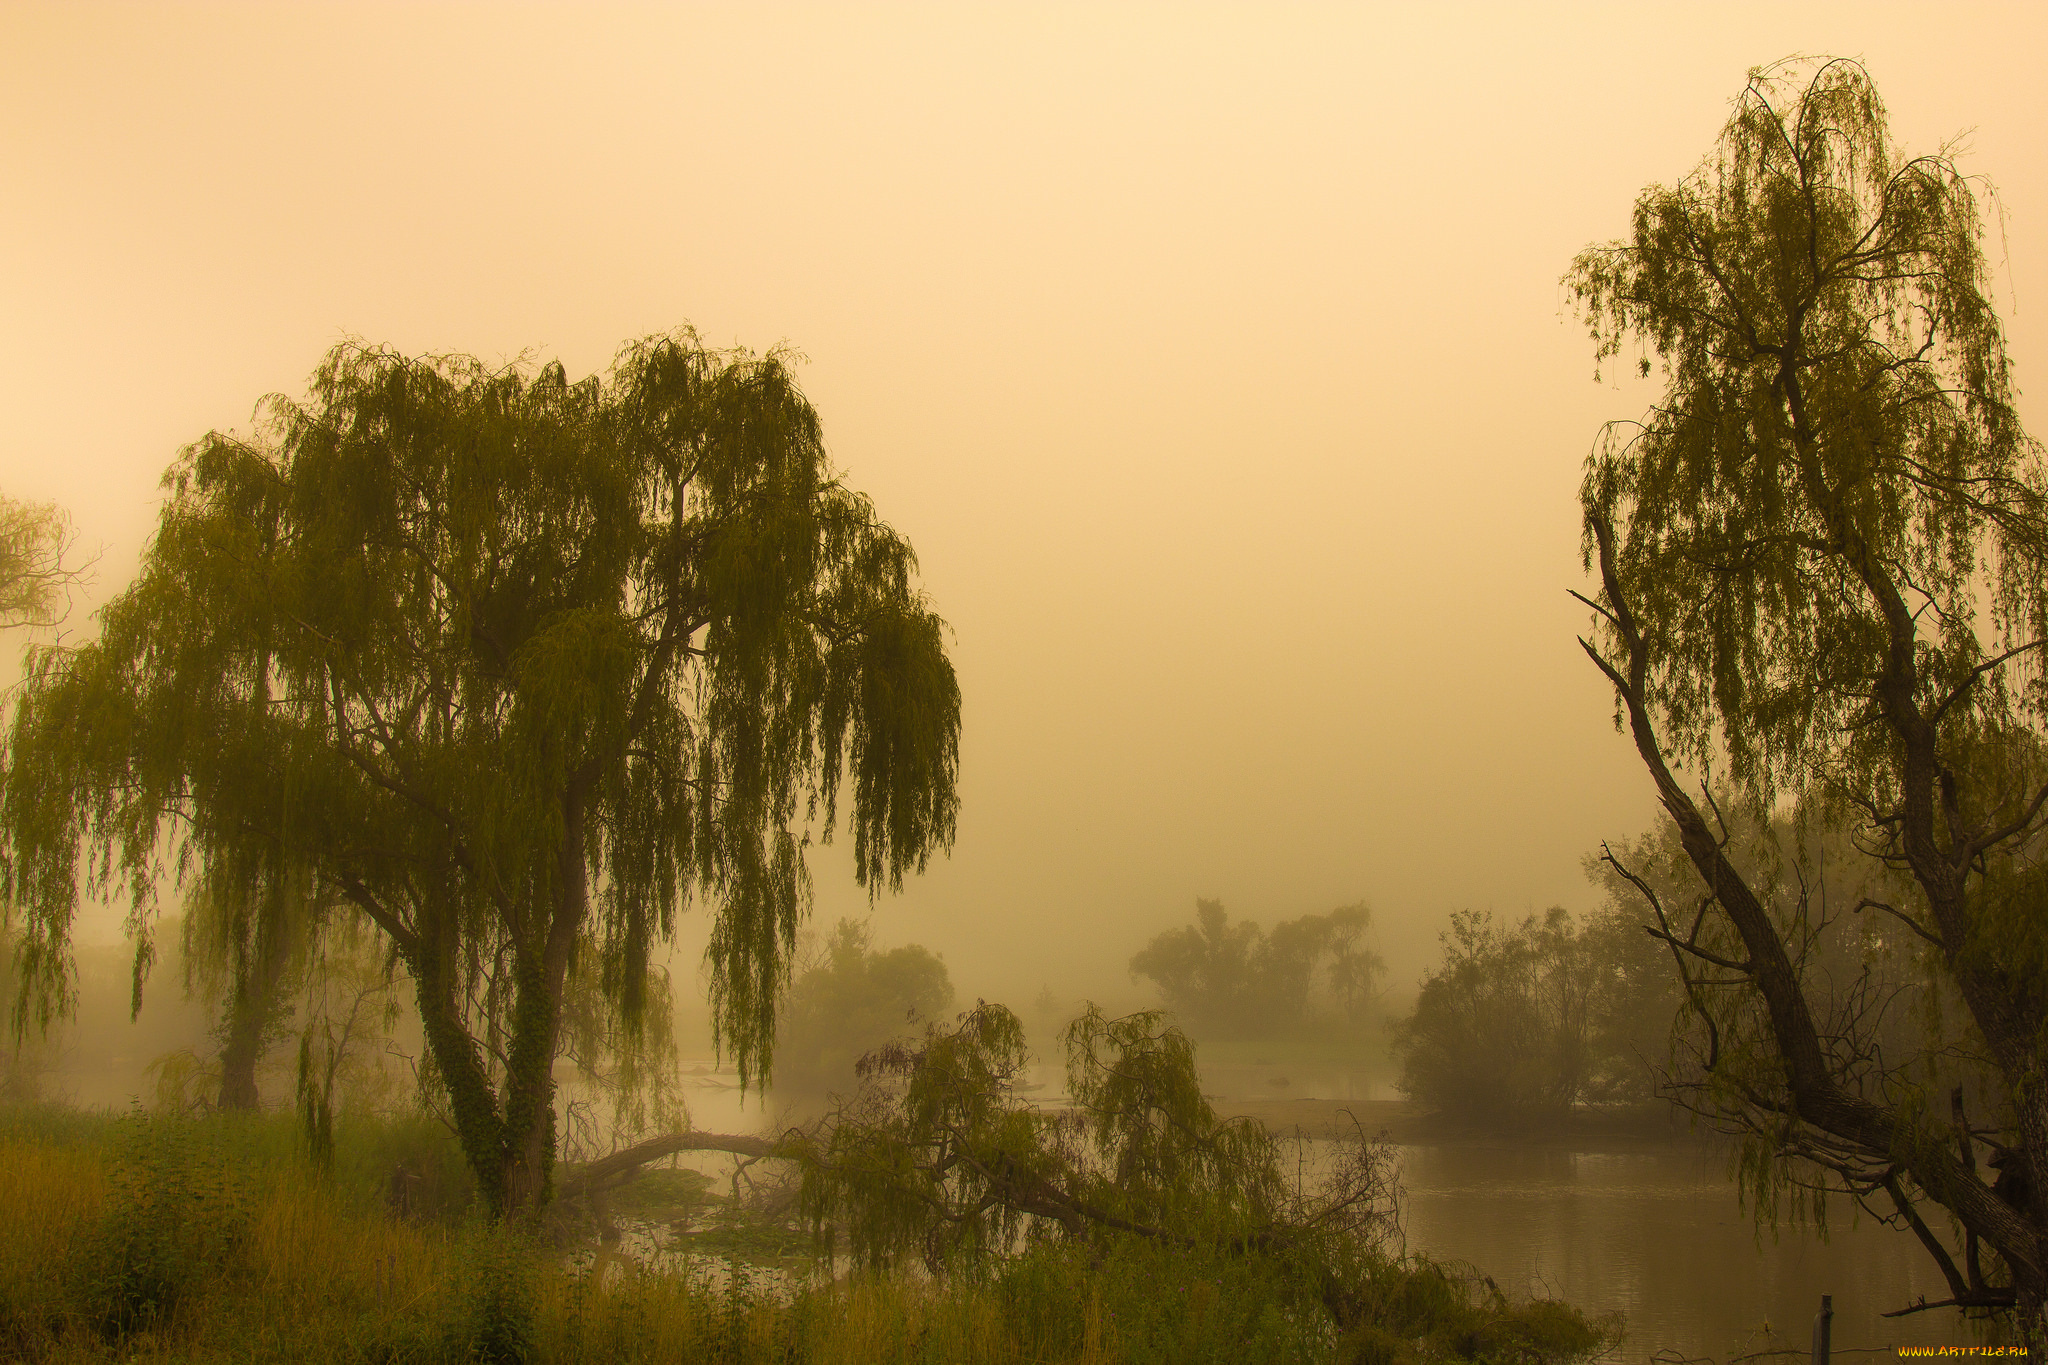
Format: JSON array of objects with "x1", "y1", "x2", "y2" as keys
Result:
[
  {"x1": 1392, "y1": 803, "x2": 1992, "y2": 1134},
  {"x1": 1128, "y1": 898, "x2": 1384, "y2": 1040}
]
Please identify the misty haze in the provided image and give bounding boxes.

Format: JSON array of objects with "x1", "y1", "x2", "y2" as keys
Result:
[{"x1": 3, "y1": 7, "x2": 2047, "y2": 1363}]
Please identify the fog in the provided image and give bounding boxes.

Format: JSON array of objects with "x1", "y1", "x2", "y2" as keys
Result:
[{"x1": 4, "y1": 1, "x2": 2044, "y2": 1013}]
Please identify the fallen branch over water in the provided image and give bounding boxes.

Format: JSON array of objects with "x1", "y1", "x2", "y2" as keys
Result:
[{"x1": 558, "y1": 1130, "x2": 796, "y2": 1200}]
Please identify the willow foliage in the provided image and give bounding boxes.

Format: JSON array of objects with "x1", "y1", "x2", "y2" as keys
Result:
[
  {"x1": 794, "y1": 1003, "x2": 1397, "y2": 1278},
  {"x1": 0, "y1": 495, "x2": 76, "y2": 631},
  {"x1": 0, "y1": 332, "x2": 961, "y2": 1213},
  {"x1": 1572, "y1": 57, "x2": 2044, "y2": 805},
  {"x1": 1570, "y1": 58, "x2": 2048, "y2": 1330}
]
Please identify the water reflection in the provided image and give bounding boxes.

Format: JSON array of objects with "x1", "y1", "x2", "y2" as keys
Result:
[{"x1": 1397, "y1": 1144, "x2": 1975, "y2": 1359}]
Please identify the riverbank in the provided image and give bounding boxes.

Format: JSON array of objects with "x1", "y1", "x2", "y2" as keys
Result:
[
  {"x1": 0, "y1": 1102, "x2": 1622, "y2": 1363},
  {"x1": 1214, "y1": 1097, "x2": 1714, "y2": 1152}
]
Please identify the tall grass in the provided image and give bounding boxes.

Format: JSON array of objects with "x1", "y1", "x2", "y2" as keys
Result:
[{"x1": 0, "y1": 1104, "x2": 1615, "y2": 1363}]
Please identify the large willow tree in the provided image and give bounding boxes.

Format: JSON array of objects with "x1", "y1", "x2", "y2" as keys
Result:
[
  {"x1": 0, "y1": 333, "x2": 961, "y2": 1215},
  {"x1": 1571, "y1": 59, "x2": 2048, "y2": 1333}
]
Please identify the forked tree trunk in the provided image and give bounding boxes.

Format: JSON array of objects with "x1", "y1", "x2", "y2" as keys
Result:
[
  {"x1": 405, "y1": 946, "x2": 573, "y2": 1221},
  {"x1": 406, "y1": 788, "x2": 590, "y2": 1220}
]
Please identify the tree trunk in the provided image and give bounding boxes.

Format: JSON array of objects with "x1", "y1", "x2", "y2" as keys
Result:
[
  {"x1": 1585, "y1": 510, "x2": 2048, "y2": 1338},
  {"x1": 495, "y1": 787, "x2": 590, "y2": 1216},
  {"x1": 406, "y1": 787, "x2": 590, "y2": 1220},
  {"x1": 216, "y1": 1001, "x2": 265, "y2": 1110},
  {"x1": 215, "y1": 913, "x2": 294, "y2": 1111},
  {"x1": 493, "y1": 946, "x2": 567, "y2": 1218},
  {"x1": 406, "y1": 920, "x2": 514, "y2": 1211}
]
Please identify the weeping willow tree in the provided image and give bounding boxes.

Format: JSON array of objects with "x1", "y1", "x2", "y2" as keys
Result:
[
  {"x1": 1571, "y1": 58, "x2": 2048, "y2": 1333},
  {"x1": 796, "y1": 1004, "x2": 1338, "y2": 1273},
  {"x1": 0, "y1": 332, "x2": 961, "y2": 1216}
]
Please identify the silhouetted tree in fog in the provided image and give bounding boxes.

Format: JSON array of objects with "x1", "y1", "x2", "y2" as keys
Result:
[
  {"x1": 0, "y1": 495, "x2": 81, "y2": 633},
  {"x1": 774, "y1": 918, "x2": 953, "y2": 1093},
  {"x1": 1573, "y1": 56, "x2": 2048, "y2": 1333},
  {"x1": 1129, "y1": 898, "x2": 1383, "y2": 1039},
  {"x1": 0, "y1": 494, "x2": 82, "y2": 1099},
  {"x1": 1395, "y1": 906, "x2": 1674, "y2": 1123}
]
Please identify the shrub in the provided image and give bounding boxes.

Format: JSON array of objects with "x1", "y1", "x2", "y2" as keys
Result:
[{"x1": 80, "y1": 1109, "x2": 257, "y2": 1339}]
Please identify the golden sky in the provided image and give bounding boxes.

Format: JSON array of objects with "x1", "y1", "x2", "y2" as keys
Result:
[{"x1": 4, "y1": 2, "x2": 2044, "y2": 1006}]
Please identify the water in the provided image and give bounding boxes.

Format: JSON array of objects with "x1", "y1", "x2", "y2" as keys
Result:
[
  {"x1": 1195, "y1": 1060, "x2": 1394, "y2": 1104},
  {"x1": 1396, "y1": 1144, "x2": 1980, "y2": 1359}
]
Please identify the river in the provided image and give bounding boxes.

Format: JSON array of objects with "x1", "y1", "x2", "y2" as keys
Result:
[{"x1": 1396, "y1": 1142, "x2": 1970, "y2": 1359}]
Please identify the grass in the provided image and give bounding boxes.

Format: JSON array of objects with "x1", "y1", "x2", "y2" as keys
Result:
[{"x1": 0, "y1": 1103, "x2": 1618, "y2": 1364}]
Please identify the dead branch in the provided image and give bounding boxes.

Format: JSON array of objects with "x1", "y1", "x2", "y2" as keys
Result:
[{"x1": 556, "y1": 1129, "x2": 795, "y2": 1202}]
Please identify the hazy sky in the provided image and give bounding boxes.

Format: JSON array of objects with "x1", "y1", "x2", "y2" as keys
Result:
[{"x1": 4, "y1": 3, "x2": 2045, "y2": 1010}]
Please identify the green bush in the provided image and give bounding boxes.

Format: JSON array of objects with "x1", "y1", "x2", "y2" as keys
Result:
[
  {"x1": 453, "y1": 1223, "x2": 541, "y2": 1363},
  {"x1": 80, "y1": 1109, "x2": 258, "y2": 1339},
  {"x1": 1059, "y1": 1235, "x2": 1332, "y2": 1365}
]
